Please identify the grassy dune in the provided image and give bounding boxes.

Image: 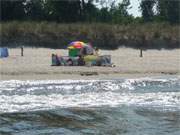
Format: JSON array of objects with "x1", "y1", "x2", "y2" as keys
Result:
[{"x1": 0, "y1": 21, "x2": 179, "y2": 49}]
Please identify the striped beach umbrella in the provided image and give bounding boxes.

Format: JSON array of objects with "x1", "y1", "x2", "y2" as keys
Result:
[{"x1": 68, "y1": 41, "x2": 87, "y2": 49}]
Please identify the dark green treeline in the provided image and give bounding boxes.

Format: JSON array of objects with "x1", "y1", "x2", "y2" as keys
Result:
[
  {"x1": 1, "y1": 0, "x2": 179, "y2": 49},
  {"x1": 1, "y1": 0, "x2": 180, "y2": 24}
]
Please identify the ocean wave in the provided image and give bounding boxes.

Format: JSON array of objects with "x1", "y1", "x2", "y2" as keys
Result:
[{"x1": 0, "y1": 78, "x2": 179, "y2": 113}]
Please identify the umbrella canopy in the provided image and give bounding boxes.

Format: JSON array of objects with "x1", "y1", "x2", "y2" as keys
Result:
[{"x1": 68, "y1": 41, "x2": 87, "y2": 49}]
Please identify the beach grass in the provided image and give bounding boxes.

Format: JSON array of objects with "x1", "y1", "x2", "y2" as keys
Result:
[{"x1": 1, "y1": 21, "x2": 179, "y2": 49}]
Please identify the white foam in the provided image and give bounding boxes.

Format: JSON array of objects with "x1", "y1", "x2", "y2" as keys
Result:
[
  {"x1": 0, "y1": 78, "x2": 179, "y2": 113},
  {"x1": 0, "y1": 91, "x2": 180, "y2": 113}
]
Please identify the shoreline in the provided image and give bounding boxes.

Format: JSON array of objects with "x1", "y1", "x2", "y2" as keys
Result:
[{"x1": 0, "y1": 73, "x2": 179, "y2": 81}]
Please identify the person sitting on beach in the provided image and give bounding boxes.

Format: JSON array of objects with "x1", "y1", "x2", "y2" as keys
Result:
[
  {"x1": 79, "y1": 47, "x2": 87, "y2": 57},
  {"x1": 94, "y1": 47, "x2": 99, "y2": 56},
  {"x1": 67, "y1": 58, "x2": 73, "y2": 66},
  {"x1": 52, "y1": 54, "x2": 61, "y2": 66},
  {"x1": 77, "y1": 55, "x2": 85, "y2": 66}
]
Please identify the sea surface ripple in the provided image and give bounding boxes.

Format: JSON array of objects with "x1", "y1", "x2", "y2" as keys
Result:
[{"x1": 0, "y1": 76, "x2": 180, "y2": 135}]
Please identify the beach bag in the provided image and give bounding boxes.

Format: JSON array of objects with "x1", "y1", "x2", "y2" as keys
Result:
[{"x1": 99, "y1": 55, "x2": 111, "y2": 66}]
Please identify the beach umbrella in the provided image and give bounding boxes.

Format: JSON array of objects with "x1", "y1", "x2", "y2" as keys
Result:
[
  {"x1": 67, "y1": 46, "x2": 75, "y2": 49},
  {"x1": 68, "y1": 41, "x2": 87, "y2": 49}
]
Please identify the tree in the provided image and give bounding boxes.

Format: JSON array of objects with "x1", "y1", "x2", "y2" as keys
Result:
[
  {"x1": 1, "y1": 0, "x2": 25, "y2": 21},
  {"x1": 44, "y1": 0, "x2": 81, "y2": 22},
  {"x1": 157, "y1": 0, "x2": 180, "y2": 24},
  {"x1": 140, "y1": 0, "x2": 156, "y2": 22},
  {"x1": 25, "y1": 0, "x2": 45, "y2": 20},
  {"x1": 98, "y1": 8, "x2": 111, "y2": 23},
  {"x1": 82, "y1": 0, "x2": 99, "y2": 22},
  {"x1": 111, "y1": 0, "x2": 132, "y2": 24}
]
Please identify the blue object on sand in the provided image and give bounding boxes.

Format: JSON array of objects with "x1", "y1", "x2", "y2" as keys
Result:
[{"x1": 0, "y1": 47, "x2": 9, "y2": 58}]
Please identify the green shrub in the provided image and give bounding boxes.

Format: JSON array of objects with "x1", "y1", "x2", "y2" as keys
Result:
[{"x1": 0, "y1": 21, "x2": 179, "y2": 49}]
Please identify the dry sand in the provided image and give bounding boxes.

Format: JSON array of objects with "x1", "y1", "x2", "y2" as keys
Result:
[{"x1": 0, "y1": 48, "x2": 179, "y2": 80}]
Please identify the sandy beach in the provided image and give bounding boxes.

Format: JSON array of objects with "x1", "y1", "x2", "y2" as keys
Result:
[{"x1": 0, "y1": 47, "x2": 179, "y2": 80}]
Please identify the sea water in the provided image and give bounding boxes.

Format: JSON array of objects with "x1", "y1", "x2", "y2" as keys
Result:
[{"x1": 0, "y1": 76, "x2": 180, "y2": 135}]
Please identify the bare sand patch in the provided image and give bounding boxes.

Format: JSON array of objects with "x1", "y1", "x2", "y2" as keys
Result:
[{"x1": 0, "y1": 48, "x2": 179, "y2": 80}]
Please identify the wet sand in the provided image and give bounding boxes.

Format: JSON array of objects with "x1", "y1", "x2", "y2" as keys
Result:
[{"x1": 0, "y1": 48, "x2": 179, "y2": 80}]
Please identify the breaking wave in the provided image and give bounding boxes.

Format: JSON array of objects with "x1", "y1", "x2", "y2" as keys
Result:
[{"x1": 0, "y1": 77, "x2": 180, "y2": 113}]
